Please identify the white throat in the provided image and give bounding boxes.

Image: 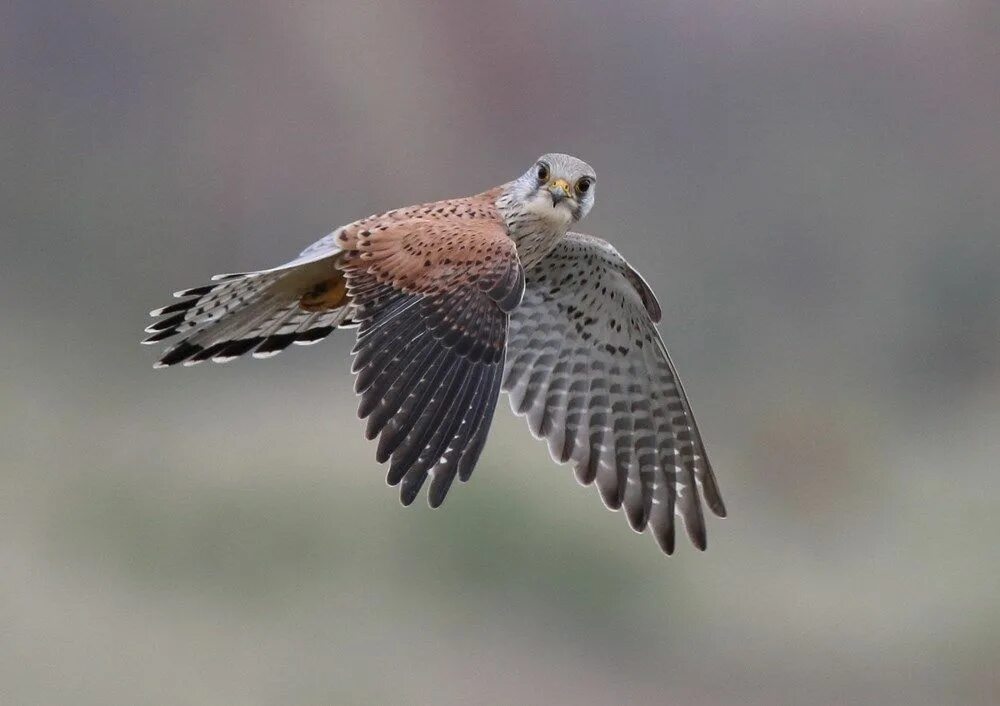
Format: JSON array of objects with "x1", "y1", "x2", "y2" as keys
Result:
[{"x1": 495, "y1": 188, "x2": 574, "y2": 269}]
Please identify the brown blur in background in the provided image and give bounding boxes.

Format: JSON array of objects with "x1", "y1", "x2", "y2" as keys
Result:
[{"x1": 3, "y1": 1, "x2": 999, "y2": 704}]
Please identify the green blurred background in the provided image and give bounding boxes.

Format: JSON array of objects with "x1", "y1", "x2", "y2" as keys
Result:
[{"x1": 3, "y1": 1, "x2": 999, "y2": 704}]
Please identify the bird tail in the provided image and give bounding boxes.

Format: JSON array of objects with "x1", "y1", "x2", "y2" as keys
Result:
[{"x1": 143, "y1": 265, "x2": 354, "y2": 368}]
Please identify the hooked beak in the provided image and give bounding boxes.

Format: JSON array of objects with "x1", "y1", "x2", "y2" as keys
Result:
[{"x1": 547, "y1": 178, "x2": 572, "y2": 205}]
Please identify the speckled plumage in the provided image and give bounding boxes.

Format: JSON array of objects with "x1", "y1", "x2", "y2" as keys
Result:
[
  {"x1": 144, "y1": 154, "x2": 725, "y2": 555},
  {"x1": 504, "y1": 232, "x2": 725, "y2": 552}
]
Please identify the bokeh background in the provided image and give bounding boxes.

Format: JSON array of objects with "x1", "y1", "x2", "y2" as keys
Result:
[{"x1": 3, "y1": 1, "x2": 999, "y2": 704}]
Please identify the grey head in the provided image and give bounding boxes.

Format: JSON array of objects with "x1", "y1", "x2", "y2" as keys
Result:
[{"x1": 506, "y1": 153, "x2": 597, "y2": 226}]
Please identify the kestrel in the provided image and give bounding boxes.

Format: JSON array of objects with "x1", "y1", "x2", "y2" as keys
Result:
[{"x1": 144, "y1": 154, "x2": 726, "y2": 554}]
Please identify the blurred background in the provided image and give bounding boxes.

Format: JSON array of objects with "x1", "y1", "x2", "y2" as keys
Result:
[{"x1": 2, "y1": 1, "x2": 999, "y2": 704}]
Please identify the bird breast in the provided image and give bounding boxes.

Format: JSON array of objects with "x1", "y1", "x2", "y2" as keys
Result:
[
  {"x1": 511, "y1": 226, "x2": 567, "y2": 269},
  {"x1": 497, "y1": 195, "x2": 574, "y2": 269}
]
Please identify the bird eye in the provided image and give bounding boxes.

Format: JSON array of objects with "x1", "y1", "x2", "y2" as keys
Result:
[
  {"x1": 536, "y1": 163, "x2": 549, "y2": 182},
  {"x1": 576, "y1": 177, "x2": 593, "y2": 195}
]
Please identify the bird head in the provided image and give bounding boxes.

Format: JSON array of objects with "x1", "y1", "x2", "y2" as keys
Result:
[{"x1": 509, "y1": 153, "x2": 596, "y2": 226}]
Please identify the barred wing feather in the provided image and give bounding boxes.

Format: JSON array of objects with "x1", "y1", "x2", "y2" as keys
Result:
[{"x1": 503, "y1": 232, "x2": 725, "y2": 554}]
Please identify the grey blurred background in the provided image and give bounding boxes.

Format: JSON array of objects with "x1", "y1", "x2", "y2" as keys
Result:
[{"x1": 3, "y1": 1, "x2": 999, "y2": 704}]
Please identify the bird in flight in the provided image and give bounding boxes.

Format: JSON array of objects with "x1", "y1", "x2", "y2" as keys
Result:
[{"x1": 144, "y1": 153, "x2": 726, "y2": 554}]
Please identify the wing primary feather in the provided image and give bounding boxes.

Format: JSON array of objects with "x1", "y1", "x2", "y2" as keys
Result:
[
  {"x1": 357, "y1": 333, "x2": 425, "y2": 420},
  {"x1": 354, "y1": 292, "x2": 420, "y2": 342},
  {"x1": 428, "y1": 364, "x2": 494, "y2": 506},
  {"x1": 651, "y1": 473, "x2": 677, "y2": 555},
  {"x1": 375, "y1": 346, "x2": 458, "y2": 464},
  {"x1": 400, "y1": 364, "x2": 484, "y2": 506},
  {"x1": 679, "y1": 456, "x2": 708, "y2": 550},
  {"x1": 388, "y1": 355, "x2": 473, "y2": 487},
  {"x1": 699, "y1": 461, "x2": 728, "y2": 517},
  {"x1": 354, "y1": 311, "x2": 428, "y2": 393},
  {"x1": 352, "y1": 298, "x2": 425, "y2": 375},
  {"x1": 360, "y1": 332, "x2": 437, "y2": 432},
  {"x1": 458, "y1": 355, "x2": 504, "y2": 482},
  {"x1": 560, "y1": 367, "x2": 590, "y2": 464}
]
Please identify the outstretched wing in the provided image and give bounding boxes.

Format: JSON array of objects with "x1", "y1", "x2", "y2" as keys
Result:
[
  {"x1": 503, "y1": 232, "x2": 725, "y2": 554},
  {"x1": 337, "y1": 191, "x2": 524, "y2": 507},
  {"x1": 143, "y1": 233, "x2": 356, "y2": 367}
]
